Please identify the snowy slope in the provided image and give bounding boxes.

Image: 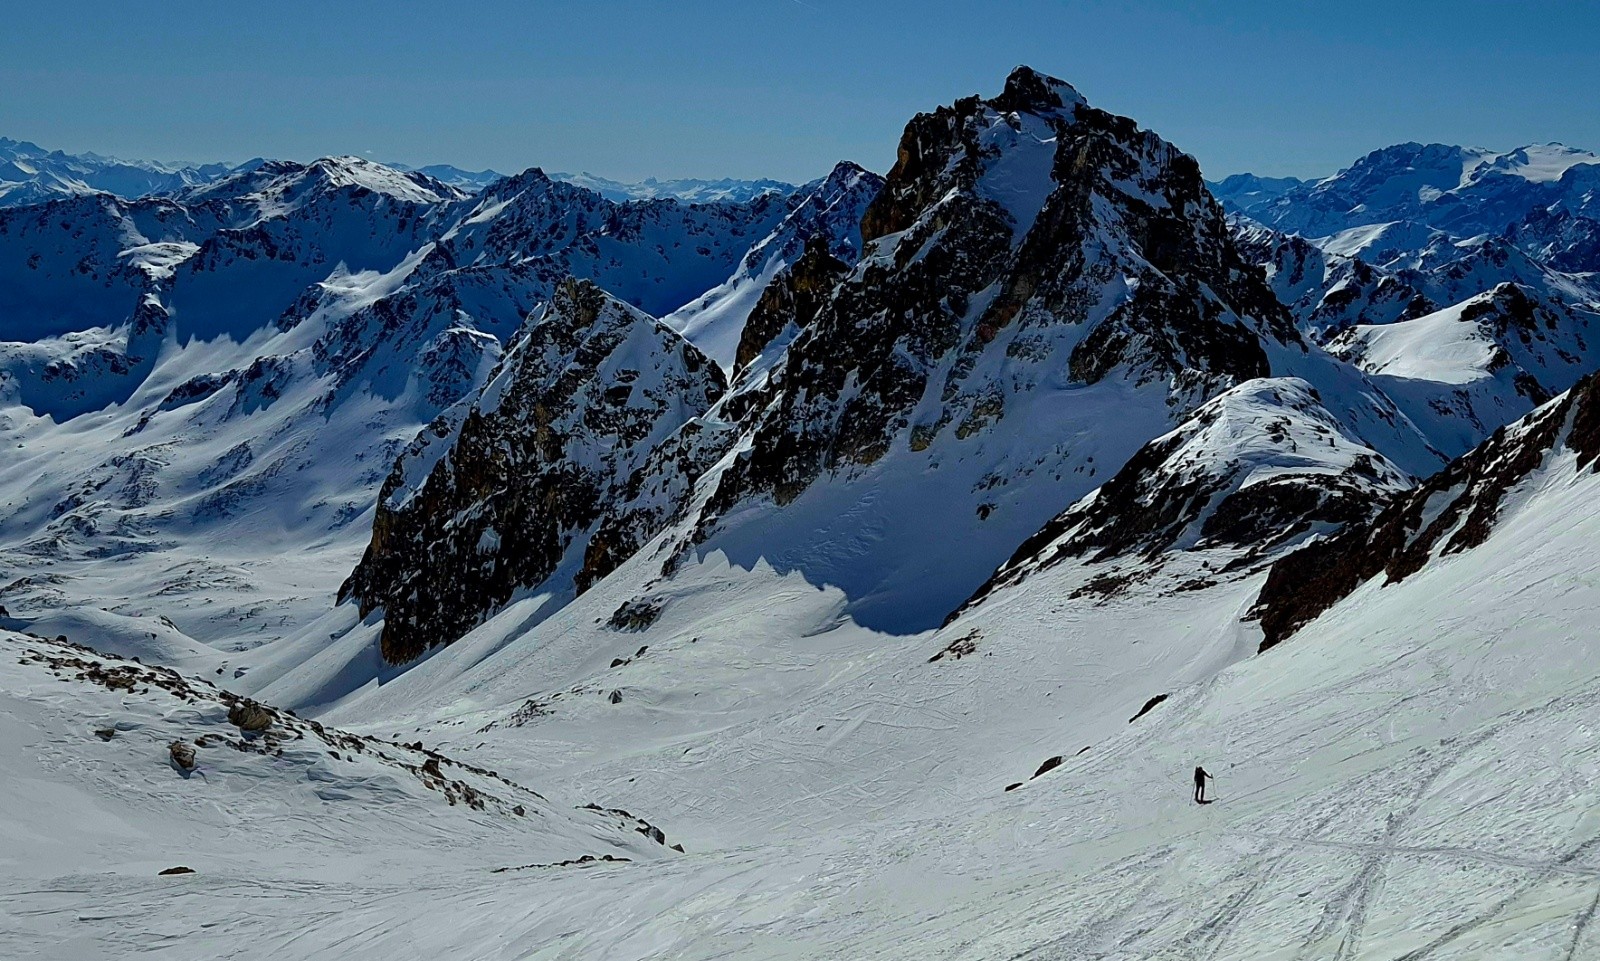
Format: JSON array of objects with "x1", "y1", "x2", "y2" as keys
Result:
[
  {"x1": 1330, "y1": 284, "x2": 1600, "y2": 456},
  {"x1": 59, "y1": 362, "x2": 1598, "y2": 961},
  {"x1": 0, "y1": 630, "x2": 676, "y2": 957}
]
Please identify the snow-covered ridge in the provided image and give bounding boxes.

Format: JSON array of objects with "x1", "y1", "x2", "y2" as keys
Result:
[
  {"x1": 0, "y1": 136, "x2": 237, "y2": 208},
  {"x1": 340, "y1": 279, "x2": 726, "y2": 663},
  {"x1": 960, "y1": 377, "x2": 1411, "y2": 616},
  {"x1": 1254, "y1": 368, "x2": 1600, "y2": 647}
]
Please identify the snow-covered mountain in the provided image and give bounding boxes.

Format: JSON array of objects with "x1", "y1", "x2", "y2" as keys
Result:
[
  {"x1": 0, "y1": 136, "x2": 238, "y2": 207},
  {"x1": 342, "y1": 279, "x2": 727, "y2": 663},
  {"x1": 1206, "y1": 171, "x2": 1307, "y2": 216},
  {"x1": 1230, "y1": 217, "x2": 1436, "y2": 341},
  {"x1": 1224, "y1": 141, "x2": 1600, "y2": 277},
  {"x1": 0, "y1": 136, "x2": 801, "y2": 210},
  {"x1": 1328, "y1": 282, "x2": 1600, "y2": 456},
  {"x1": 1247, "y1": 141, "x2": 1600, "y2": 239},
  {"x1": 326, "y1": 67, "x2": 1454, "y2": 669},
  {"x1": 399, "y1": 163, "x2": 508, "y2": 192},
  {"x1": 10, "y1": 68, "x2": 1600, "y2": 961},
  {"x1": 0, "y1": 153, "x2": 817, "y2": 654}
]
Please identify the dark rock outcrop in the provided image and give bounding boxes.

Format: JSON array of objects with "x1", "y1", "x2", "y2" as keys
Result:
[
  {"x1": 1253, "y1": 371, "x2": 1600, "y2": 649},
  {"x1": 227, "y1": 699, "x2": 274, "y2": 732},
  {"x1": 696, "y1": 66, "x2": 1299, "y2": 528},
  {"x1": 954, "y1": 378, "x2": 1411, "y2": 617},
  {"x1": 341, "y1": 279, "x2": 726, "y2": 663},
  {"x1": 169, "y1": 740, "x2": 196, "y2": 771},
  {"x1": 733, "y1": 235, "x2": 850, "y2": 379}
]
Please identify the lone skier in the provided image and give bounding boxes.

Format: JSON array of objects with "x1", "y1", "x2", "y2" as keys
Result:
[{"x1": 1193, "y1": 765, "x2": 1214, "y2": 804}]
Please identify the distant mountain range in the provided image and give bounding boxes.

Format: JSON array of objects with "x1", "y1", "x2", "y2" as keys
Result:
[
  {"x1": 0, "y1": 137, "x2": 798, "y2": 208},
  {"x1": 1211, "y1": 142, "x2": 1600, "y2": 273}
]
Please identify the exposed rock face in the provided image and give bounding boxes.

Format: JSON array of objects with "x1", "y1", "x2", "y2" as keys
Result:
[
  {"x1": 1253, "y1": 371, "x2": 1600, "y2": 649},
  {"x1": 341, "y1": 279, "x2": 726, "y2": 663},
  {"x1": 733, "y1": 235, "x2": 850, "y2": 379},
  {"x1": 664, "y1": 161, "x2": 884, "y2": 373},
  {"x1": 701, "y1": 66, "x2": 1298, "y2": 521},
  {"x1": 955, "y1": 378, "x2": 1410, "y2": 616}
]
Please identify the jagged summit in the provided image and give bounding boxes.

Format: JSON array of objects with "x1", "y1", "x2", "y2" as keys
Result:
[
  {"x1": 341, "y1": 278, "x2": 726, "y2": 663},
  {"x1": 671, "y1": 66, "x2": 1315, "y2": 631},
  {"x1": 994, "y1": 65, "x2": 1087, "y2": 114}
]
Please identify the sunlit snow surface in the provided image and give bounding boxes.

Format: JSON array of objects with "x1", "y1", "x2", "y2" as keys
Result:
[{"x1": 6, "y1": 433, "x2": 1600, "y2": 958}]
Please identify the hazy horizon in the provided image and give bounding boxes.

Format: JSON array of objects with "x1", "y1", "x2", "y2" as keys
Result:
[{"x1": 4, "y1": 1, "x2": 1596, "y2": 184}]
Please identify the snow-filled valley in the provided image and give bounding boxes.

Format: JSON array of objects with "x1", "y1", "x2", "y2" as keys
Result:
[{"x1": 4, "y1": 67, "x2": 1600, "y2": 960}]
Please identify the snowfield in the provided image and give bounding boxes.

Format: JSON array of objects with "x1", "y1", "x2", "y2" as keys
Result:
[{"x1": 7, "y1": 439, "x2": 1600, "y2": 958}]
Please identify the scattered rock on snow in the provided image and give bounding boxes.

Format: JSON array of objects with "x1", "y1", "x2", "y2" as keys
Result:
[
  {"x1": 1129, "y1": 693, "x2": 1170, "y2": 723},
  {"x1": 227, "y1": 699, "x2": 274, "y2": 732}
]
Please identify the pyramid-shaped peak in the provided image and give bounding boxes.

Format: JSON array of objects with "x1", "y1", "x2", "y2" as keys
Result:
[{"x1": 995, "y1": 65, "x2": 1086, "y2": 114}]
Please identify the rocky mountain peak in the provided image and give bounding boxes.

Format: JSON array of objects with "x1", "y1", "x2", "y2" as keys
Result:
[
  {"x1": 670, "y1": 69, "x2": 1307, "y2": 630},
  {"x1": 994, "y1": 65, "x2": 1086, "y2": 115},
  {"x1": 341, "y1": 278, "x2": 727, "y2": 663}
]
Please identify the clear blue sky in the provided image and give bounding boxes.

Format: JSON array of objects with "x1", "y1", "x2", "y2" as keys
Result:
[{"x1": 2, "y1": 1, "x2": 1595, "y2": 184}]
